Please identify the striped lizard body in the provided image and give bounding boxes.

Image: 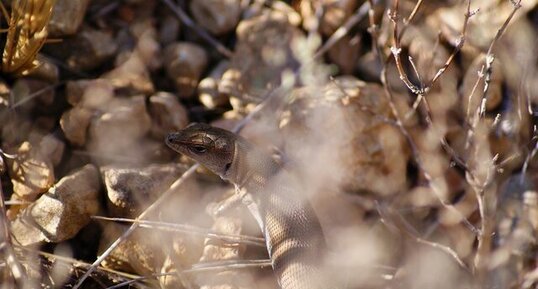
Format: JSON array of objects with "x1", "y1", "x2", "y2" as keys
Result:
[{"x1": 166, "y1": 123, "x2": 332, "y2": 289}]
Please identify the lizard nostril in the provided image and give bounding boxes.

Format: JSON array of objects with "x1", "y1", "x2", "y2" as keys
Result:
[{"x1": 165, "y1": 134, "x2": 175, "y2": 145}]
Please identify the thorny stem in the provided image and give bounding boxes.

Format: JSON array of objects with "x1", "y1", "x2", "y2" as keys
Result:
[
  {"x1": 429, "y1": 1, "x2": 476, "y2": 88},
  {"x1": 479, "y1": 0, "x2": 522, "y2": 118},
  {"x1": 464, "y1": 4, "x2": 523, "y2": 280},
  {"x1": 371, "y1": 0, "x2": 479, "y2": 235}
]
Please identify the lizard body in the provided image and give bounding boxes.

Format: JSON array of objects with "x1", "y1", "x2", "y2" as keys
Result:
[{"x1": 166, "y1": 123, "x2": 331, "y2": 289}]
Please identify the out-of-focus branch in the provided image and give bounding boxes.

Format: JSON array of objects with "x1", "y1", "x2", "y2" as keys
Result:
[
  {"x1": 376, "y1": 201, "x2": 469, "y2": 270},
  {"x1": 366, "y1": 0, "x2": 478, "y2": 236}
]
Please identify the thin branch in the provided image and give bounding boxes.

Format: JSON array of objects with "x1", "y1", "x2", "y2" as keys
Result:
[
  {"x1": 480, "y1": 0, "x2": 522, "y2": 118},
  {"x1": 404, "y1": 0, "x2": 424, "y2": 24},
  {"x1": 429, "y1": 0, "x2": 477, "y2": 88},
  {"x1": 376, "y1": 202, "x2": 469, "y2": 271}
]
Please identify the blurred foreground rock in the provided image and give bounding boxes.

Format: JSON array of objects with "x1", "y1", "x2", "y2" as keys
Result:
[
  {"x1": 11, "y1": 164, "x2": 100, "y2": 246},
  {"x1": 102, "y1": 163, "x2": 190, "y2": 218}
]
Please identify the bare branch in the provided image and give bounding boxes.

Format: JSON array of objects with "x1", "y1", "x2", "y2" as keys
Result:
[{"x1": 376, "y1": 202, "x2": 469, "y2": 270}]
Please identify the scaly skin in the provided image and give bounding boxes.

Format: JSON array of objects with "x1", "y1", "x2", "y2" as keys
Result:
[{"x1": 166, "y1": 123, "x2": 331, "y2": 289}]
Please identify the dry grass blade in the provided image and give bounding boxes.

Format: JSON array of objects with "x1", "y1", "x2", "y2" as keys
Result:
[
  {"x1": 2, "y1": 0, "x2": 56, "y2": 76},
  {"x1": 91, "y1": 216, "x2": 266, "y2": 247}
]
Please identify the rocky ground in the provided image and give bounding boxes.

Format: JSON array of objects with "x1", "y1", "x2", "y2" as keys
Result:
[{"x1": 0, "y1": 0, "x2": 537, "y2": 288}]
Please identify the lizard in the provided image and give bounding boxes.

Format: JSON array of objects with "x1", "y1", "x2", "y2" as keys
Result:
[{"x1": 165, "y1": 123, "x2": 333, "y2": 289}]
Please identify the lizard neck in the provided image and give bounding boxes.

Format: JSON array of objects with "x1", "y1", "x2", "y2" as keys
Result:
[{"x1": 224, "y1": 138, "x2": 280, "y2": 192}]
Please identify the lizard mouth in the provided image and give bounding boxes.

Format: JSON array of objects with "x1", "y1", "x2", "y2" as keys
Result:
[{"x1": 165, "y1": 132, "x2": 186, "y2": 152}]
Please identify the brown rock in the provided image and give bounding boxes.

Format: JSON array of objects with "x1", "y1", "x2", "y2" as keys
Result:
[
  {"x1": 48, "y1": 0, "x2": 91, "y2": 37},
  {"x1": 229, "y1": 11, "x2": 302, "y2": 102},
  {"x1": 65, "y1": 79, "x2": 115, "y2": 108},
  {"x1": 102, "y1": 163, "x2": 190, "y2": 218},
  {"x1": 7, "y1": 142, "x2": 55, "y2": 200},
  {"x1": 149, "y1": 91, "x2": 189, "y2": 139},
  {"x1": 11, "y1": 78, "x2": 56, "y2": 111},
  {"x1": 190, "y1": 0, "x2": 241, "y2": 35},
  {"x1": 60, "y1": 106, "x2": 93, "y2": 146},
  {"x1": 11, "y1": 164, "x2": 100, "y2": 246},
  {"x1": 99, "y1": 222, "x2": 164, "y2": 276},
  {"x1": 158, "y1": 14, "x2": 181, "y2": 46},
  {"x1": 280, "y1": 77, "x2": 408, "y2": 196},
  {"x1": 199, "y1": 61, "x2": 230, "y2": 109},
  {"x1": 46, "y1": 27, "x2": 117, "y2": 71},
  {"x1": 163, "y1": 42, "x2": 208, "y2": 98},
  {"x1": 103, "y1": 51, "x2": 155, "y2": 95},
  {"x1": 131, "y1": 20, "x2": 162, "y2": 71},
  {"x1": 38, "y1": 134, "x2": 65, "y2": 166},
  {"x1": 87, "y1": 95, "x2": 152, "y2": 164},
  {"x1": 320, "y1": 0, "x2": 359, "y2": 36},
  {"x1": 327, "y1": 35, "x2": 360, "y2": 74},
  {"x1": 195, "y1": 215, "x2": 254, "y2": 289},
  {"x1": 26, "y1": 55, "x2": 60, "y2": 83}
]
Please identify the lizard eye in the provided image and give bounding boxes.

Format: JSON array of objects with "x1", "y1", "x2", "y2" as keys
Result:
[{"x1": 190, "y1": 145, "x2": 207, "y2": 153}]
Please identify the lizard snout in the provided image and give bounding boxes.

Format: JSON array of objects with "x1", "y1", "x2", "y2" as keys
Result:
[{"x1": 165, "y1": 133, "x2": 182, "y2": 148}]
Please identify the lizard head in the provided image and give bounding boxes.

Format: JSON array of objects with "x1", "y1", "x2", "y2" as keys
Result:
[{"x1": 166, "y1": 123, "x2": 235, "y2": 177}]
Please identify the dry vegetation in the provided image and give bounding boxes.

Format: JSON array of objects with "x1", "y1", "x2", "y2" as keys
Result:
[{"x1": 0, "y1": 0, "x2": 536, "y2": 288}]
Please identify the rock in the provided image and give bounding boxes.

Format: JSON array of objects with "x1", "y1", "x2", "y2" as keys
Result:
[
  {"x1": 11, "y1": 164, "x2": 100, "y2": 246},
  {"x1": 357, "y1": 51, "x2": 384, "y2": 82},
  {"x1": 328, "y1": 35, "x2": 360, "y2": 74},
  {"x1": 48, "y1": 0, "x2": 91, "y2": 37},
  {"x1": 65, "y1": 80, "x2": 88, "y2": 106},
  {"x1": 102, "y1": 51, "x2": 155, "y2": 95},
  {"x1": 60, "y1": 106, "x2": 93, "y2": 146},
  {"x1": 226, "y1": 10, "x2": 302, "y2": 102},
  {"x1": 87, "y1": 95, "x2": 152, "y2": 163},
  {"x1": 65, "y1": 79, "x2": 115, "y2": 108},
  {"x1": 99, "y1": 222, "x2": 162, "y2": 275},
  {"x1": 7, "y1": 142, "x2": 55, "y2": 200},
  {"x1": 320, "y1": 0, "x2": 359, "y2": 36},
  {"x1": 45, "y1": 27, "x2": 117, "y2": 71},
  {"x1": 190, "y1": 0, "x2": 241, "y2": 35},
  {"x1": 158, "y1": 14, "x2": 180, "y2": 46},
  {"x1": 26, "y1": 55, "x2": 60, "y2": 83},
  {"x1": 38, "y1": 134, "x2": 65, "y2": 166},
  {"x1": 131, "y1": 20, "x2": 162, "y2": 71},
  {"x1": 195, "y1": 214, "x2": 251, "y2": 288},
  {"x1": 199, "y1": 61, "x2": 230, "y2": 109},
  {"x1": 280, "y1": 77, "x2": 408, "y2": 197},
  {"x1": 102, "y1": 163, "x2": 190, "y2": 218},
  {"x1": 11, "y1": 78, "x2": 55, "y2": 111},
  {"x1": 163, "y1": 42, "x2": 208, "y2": 98},
  {"x1": 149, "y1": 91, "x2": 189, "y2": 140}
]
